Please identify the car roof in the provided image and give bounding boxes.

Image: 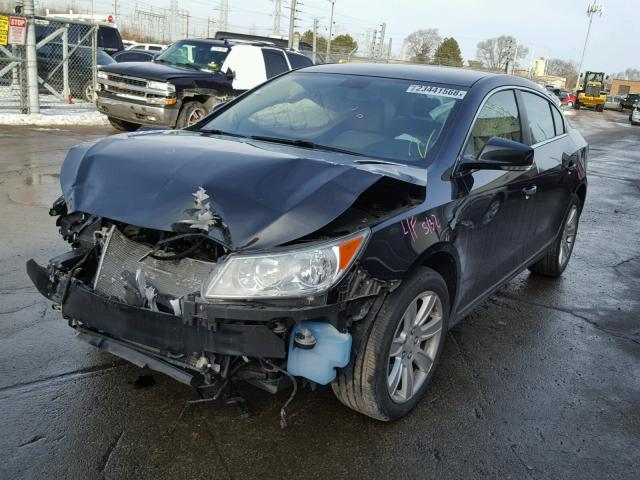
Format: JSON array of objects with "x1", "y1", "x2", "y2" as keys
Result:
[{"x1": 299, "y1": 63, "x2": 496, "y2": 87}]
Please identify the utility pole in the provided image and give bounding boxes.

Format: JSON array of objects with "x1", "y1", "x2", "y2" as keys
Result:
[
  {"x1": 326, "y1": 0, "x2": 335, "y2": 57},
  {"x1": 387, "y1": 37, "x2": 392, "y2": 60},
  {"x1": 185, "y1": 12, "x2": 189, "y2": 37},
  {"x1": 371, "y1": 29, "x2": 377, "y2": 58},
  {"x1": 219, "y1": 0, "x2": 229, "y2": 32},
  {"x1": 24, "y1": 0, "x2": 39, "y2": 113},
  {"x1": 272, "y1": 0, "x2": 282, "y2": 36},
  {"x1": 377, "y1": 22, "x2": 386, "y2": 59},
  {"x1": 207, "y1": 16, "x2": 211, "y2": 37},
  {"x1": 287, "y1": 0, "x2": 297, "y2": 48},
  {"x1": 312, "y1": 18, "x2": 318, "y2": 63},
  {"x1": 576, "y1": 1, "x2": 603, "y2": 90},
  {"x1": 113, "y1": 0, "x2": 118, "y2": 24}
]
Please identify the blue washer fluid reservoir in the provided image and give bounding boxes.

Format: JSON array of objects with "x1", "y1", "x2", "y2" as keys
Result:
[{"x1": 287, "y1": 322, "x2": 352, "y2": 385}]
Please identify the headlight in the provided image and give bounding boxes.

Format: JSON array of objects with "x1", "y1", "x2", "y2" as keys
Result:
[
  {"x1": 147, "y1": 81, "x2": 175, "y2": 93},
  {"x1": 202, "y1": 230, "x2": 369, "y2": 299},
  {"x1": 97, "y1": 70, "x2": 108, "y2": 80}
]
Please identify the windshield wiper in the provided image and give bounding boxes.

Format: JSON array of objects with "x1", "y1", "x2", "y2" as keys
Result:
[
  {"x1": 248, "y1": 136, "x2": 365, "y2": 156},
  {"x1": 198, "y1": 129, "x2": 246, "y2": 137}
]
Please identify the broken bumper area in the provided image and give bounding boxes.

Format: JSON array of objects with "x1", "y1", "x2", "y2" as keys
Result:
[{"x1": 26, "y1": 259, "x2": 340, "y2": 386}]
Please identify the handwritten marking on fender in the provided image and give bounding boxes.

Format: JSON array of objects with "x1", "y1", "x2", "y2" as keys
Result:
[{"x1": 401, "y1": 214, "x2": 442, "y2": 240}]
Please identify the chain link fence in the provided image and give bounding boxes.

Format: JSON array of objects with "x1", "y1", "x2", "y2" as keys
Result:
[
  {"x1": 0, "y1": 13, "x2": 99, "y2": 113},
  {"x1": 0, "y1": 23, "x2": 28, "y2": 111}
]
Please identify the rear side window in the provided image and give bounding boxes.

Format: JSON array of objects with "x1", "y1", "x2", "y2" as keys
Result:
[
  {"x1": 286, "y1": 52, "x2": 313, "y2": 69},
  {"x1": 262, "y1": 49, "x2": 289, "y2": 79},
  {"x1": 521, "y1": 92, "x2": 556, "y2": 144},
  {"x1": 467, "y1": 90, "x2": 522, "y2": 156},
  {"x1": 551, "y1": 106, "x2": 565, "y2": 136},
  {"x1": 148, "y1": 46, "x2": 163, "y2": 51}
]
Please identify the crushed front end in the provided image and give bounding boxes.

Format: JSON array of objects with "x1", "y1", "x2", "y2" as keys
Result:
[{"x1": 27, "y1": 201, "x2": 395, "y2": 399}]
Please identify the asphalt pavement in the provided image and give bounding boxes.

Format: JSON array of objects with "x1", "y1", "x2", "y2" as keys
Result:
[{"x1": 1, "y1": 109, "x2": 638, "y2": 480}]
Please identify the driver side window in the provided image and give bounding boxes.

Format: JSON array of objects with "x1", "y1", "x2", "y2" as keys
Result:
[{"x1": 467, "y1": 90, "x2": 522, "y2": 156}]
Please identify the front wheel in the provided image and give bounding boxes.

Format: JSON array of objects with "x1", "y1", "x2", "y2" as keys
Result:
[
  {"x1": 596, "y1": 104, "x2": 604, "y2": 112},
  {"x1": 565, "y1": 101, "x2": 574, "y2": 108},
  {"x1": 332, "y1": 267, "x2": 449, "y2": 421},
  {"x1": 529, "y1": 195, "x2": 581, "y2": 277},
  {"x1": 176, "y1": 101, "x2": 207, "y2": 129},
  {"x1": 574, "y1": 101, "x2": 581, "y2": 110}
]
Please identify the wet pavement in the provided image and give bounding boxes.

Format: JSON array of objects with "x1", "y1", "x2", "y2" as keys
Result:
[{"x1": 1, "y1": 110, "x2": 638, "y2": 480}]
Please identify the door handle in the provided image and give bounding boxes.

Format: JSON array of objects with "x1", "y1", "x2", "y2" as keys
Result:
[{"x1": 522, "y1": 185, "x2": 537, "y2": 197}]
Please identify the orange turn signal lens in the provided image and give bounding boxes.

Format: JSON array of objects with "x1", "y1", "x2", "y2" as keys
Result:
[{"x1": 338, "y1": 235, "x2": 365, "y2": 270}]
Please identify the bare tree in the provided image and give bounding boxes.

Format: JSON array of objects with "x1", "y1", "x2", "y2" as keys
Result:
[
  {"x1": 476, "y1": 35, "x2": 528, "y2": 71},
  {"x1": 403, "y1": 29, "x2": 442, "y2": 64},
  {"x1": 613, "y1": 68, "x2": 640, "y2": 81},
  {"x1": 546, "y1": 58, "x2": 579, "y2": 88}
]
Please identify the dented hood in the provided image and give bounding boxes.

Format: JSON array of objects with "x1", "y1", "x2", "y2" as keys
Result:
[{"x1": 61, "y1": 130, "x2": 426, "y2": 251}]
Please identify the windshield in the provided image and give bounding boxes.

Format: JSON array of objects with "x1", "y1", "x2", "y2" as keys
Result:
[
  {"x1": 200, "y1": 72, "x2": 466, "y2": 164},
  {"x1": 155, "y1": 40, "x2": 229, "y2": 72},
  {"x1": 585, "y1": 72, "x2": 604, "y2": 83}
]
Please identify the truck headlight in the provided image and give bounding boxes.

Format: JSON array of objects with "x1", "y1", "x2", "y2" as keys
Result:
[
  {"x1": 202, "y1": 230, "x2": 369, "y2": 299},
  {"x1": 147, "y1": 81, "x2": 175, "y2": 93},
  {"x1": 97, "y1": 70, "x2": 108, "y2": 80}
]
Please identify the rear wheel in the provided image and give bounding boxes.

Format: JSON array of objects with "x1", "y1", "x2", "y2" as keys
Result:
[
  {"x1": 332, "y1": 267, "x2": 449, "y2": 421},
  {"x1": 176, "y1": 101, "x2": 207, "y2": 129},
  {"x1": 529, "y1": 195, "x2": 581, "y2": 277},
  {"x1": 107, "y1": 116, "x2": 141, "y2": 132},
  {"x1": 574, "y1": 101, "x2": 581, "y2": 110},
  {"x1": 595, "y1": 103, "x2": 604, "y2": 112}
]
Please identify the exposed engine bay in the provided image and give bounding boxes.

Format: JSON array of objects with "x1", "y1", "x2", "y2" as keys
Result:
[{"x1": 28, "y1": 194, "x2": 405, "y2": 423}]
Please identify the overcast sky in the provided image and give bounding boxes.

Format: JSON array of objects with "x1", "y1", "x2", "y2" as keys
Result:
[{"x1": 82, "y1": 0, "x2": 636, "y2": 73}]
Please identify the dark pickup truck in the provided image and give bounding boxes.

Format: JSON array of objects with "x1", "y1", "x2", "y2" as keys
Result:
[{"x1": 95, "y1": 38, "x2": 313, "y2": 131}]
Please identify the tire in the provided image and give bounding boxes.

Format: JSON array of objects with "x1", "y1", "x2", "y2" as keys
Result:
[
  {"x1": 595, "y1": 104, "x2": 604, "y2": 112},
  {"x1": 332, "y1": 267, "x2": 450, "y2": 421},
  {"x1": 176, "y1": 101, "x2": 207, "y2": 129},
  {"x1": 108, "y1": 116, "x2": 141, "y2": 132},
  {"x1": 574, "y1": 102, "x2": 581, "y2": 110},
  {"x1": 82, "y1": 81, "x2": 95, "y2": 103},
  {"x1": 618, "y1": 104, "x2": 624, "y2": 112},
  {"x1": 565, "y1": 101, "x2": 573, "y2": 108},
  {"x1": 529, "y1": 195, "x2": 581, "y2": 277}
]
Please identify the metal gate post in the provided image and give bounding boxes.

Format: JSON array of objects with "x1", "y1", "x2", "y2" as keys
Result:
[
  {"x1": 62, "y1": 26, "x2": 69, "y2": 100},
  {"x1": 23, "y1": 0, "x2": 40, "y2": 113},
  {"x1": 92, "y1": 25, "x2": 97, "y2": 103}
]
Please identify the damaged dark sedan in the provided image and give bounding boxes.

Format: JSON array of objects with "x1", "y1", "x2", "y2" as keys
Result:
[{"x1": 27, "y1": 64, "x2": 588, "y2": 422}]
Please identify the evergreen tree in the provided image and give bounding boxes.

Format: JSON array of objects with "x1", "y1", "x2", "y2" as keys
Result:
[{"x1": 432, "y1": 37, "x2": 463, "y2": 67}]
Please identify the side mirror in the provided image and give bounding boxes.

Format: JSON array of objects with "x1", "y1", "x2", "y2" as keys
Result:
[
  {"x1": 225, "y1": 68, "x2": 235, "y2": 81},
  {"x1": 461, "y1": 137, "x2": 534, "y2": 172}
]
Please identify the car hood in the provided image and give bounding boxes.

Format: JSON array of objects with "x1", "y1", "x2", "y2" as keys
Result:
[
  {"x1": 60, "y1": 130, "x2": 427, "y2": 251},
  {"x1": 99, "y1": 61, "x2": 215, "y2": 82}
]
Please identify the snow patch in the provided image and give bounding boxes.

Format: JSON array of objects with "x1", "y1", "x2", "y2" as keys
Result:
[{"x1": 0, "y1": 109, "x2": 109, "y2": 126}]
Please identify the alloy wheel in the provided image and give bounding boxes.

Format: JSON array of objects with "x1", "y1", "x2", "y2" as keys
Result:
[
  {"x1": 559, "y1": 204, "x2": 578, "y2": 267},
  {"x1": 187, "y1": 107, "x2": 206, "y2": 126},
  {"x1": 387, "y1": 291, "x2": 443, "y2": 403}
]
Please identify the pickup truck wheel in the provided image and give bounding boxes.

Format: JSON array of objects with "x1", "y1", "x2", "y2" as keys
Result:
[
  {"x1": 83, "y1": 81, "x2": 96, "y2": 103},
  {"x1": 107, "y1": 117, "x2": 141, "y2": 132},
  {"x1": 332, "y1": 267, "x2": 449, "y2": 421},
  {"x1": 529, "y1": 195, "x2": 581, "y2": 277},
  {"x1": 176, "y1": 101, "x2": 207, "y2": 129}
]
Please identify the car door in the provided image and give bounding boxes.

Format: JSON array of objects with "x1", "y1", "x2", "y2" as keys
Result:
[
  {"x1": 454, "y1": 89, "x2": 538, "y2": 309},
  {"x1": 518, "y1": 90, "x2": 573, "y2": 259}
]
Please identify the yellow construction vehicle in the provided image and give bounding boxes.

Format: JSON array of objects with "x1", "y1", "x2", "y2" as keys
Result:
[{"x1": 575, "y1": 71, "x2": 607, "y2": 111}]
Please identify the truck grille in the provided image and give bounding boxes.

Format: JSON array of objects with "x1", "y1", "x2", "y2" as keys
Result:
[
  {"x1": 94, "y1": 227, "x2": 215, "y2": 301},
  {"x1": 107, "y1": 74, "x2": 148, "y2": 88}
]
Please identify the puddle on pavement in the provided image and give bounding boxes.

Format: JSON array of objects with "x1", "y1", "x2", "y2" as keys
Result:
[{"x1": 6, "y1": 171, "x2": 61, "y2": 207}]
